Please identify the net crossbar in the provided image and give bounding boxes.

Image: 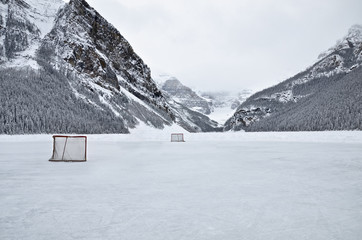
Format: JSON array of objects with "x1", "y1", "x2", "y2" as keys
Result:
[
  {"x1": 171, "y1": 133, "x2": 185, "y2": 142},
  {"x1": 50, "y1": 135, "x2": 87, "y2": 162}
]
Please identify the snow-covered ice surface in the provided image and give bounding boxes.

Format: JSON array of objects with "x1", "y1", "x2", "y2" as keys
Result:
[{"x1": 1, "y1": 129, "x2": 362, "y2": 240}]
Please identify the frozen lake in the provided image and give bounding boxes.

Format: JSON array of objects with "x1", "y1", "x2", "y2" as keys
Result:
[{"x1": 1, "y1": 130, "x2": 362, "y2": 240}]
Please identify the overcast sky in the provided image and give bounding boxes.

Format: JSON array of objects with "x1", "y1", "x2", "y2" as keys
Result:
[{"x1": 86, "y1": 0, "x2": 362, "y2": 92}]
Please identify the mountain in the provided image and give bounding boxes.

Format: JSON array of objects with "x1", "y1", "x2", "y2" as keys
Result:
[
  {"x1": 200, "y1": 90, "x2": 253, "y2": 124},
  {"x1": 158, "y1": 75, "x2": 212, "y2": 115},
  {"x1": 201, "y1": 90, "x2": 252, "y2": 110},
  {"x1": 156, "y1": 73, "x2": 252, "y2": 125},
  {"x1": 225, "y1": 25, "x2": 362, "y2": 131},
  {"x1": 0, "y1": 0, "x2": 220, "y2": 134},
  {"x1": 154, "y1": 73, "x2": 251, "y2": 124}
]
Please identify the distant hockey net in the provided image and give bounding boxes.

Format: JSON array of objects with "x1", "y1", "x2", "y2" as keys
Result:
[
  {"x1": 50, "y1": 135, "x2": 87, "y2": 162},
  {"x1": 171, "y1": 133, "x2": 185, "y2": 142}
]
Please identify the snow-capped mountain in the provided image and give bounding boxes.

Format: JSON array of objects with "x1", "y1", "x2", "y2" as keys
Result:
[
  {"x1": 0, "y1": 0, "x2": 220, "y2": 134},
  {"x1": 225, "y1": 25, "x2": 362, "y2": 131},
  {"x1": 200, "y1": 90, "x2": 252, "y2": 124},
  {"x1": 159, "y1": 75, "x2": 212, "y2": 115},
  {"x1": 201, "y1": 90, "x2": 251, "y2": 110},
  {"x1": 156, "y1": 73, "x2": 252, "y2": 125}
]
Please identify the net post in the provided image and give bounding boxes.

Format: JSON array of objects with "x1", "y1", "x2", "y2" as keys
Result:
[
  {"x1": 51, "y1": 135, "x2": 56, "y2": 160},
  {"x1": 61, "y1": 136, "x2": 68, "y2": 161},
  {"x1": 84, "y1": 136, "x2": 87, "y2": 161}
]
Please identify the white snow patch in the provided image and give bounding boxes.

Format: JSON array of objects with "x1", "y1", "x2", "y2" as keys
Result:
[
  {"x1": 25, "y1": 0, "x2": 66, "y2": 38},
  {"x1": 3, "y1": 42, "x2": 41, "y2": 70},
  {"x1": 270, "y1": 90, "x2": 294, "y2": 103},
  {"x1": 99, "y1": 95, "x2": 120, "y2": 117},
  {"x1": 292, "y1": 54, "x2": 348, "y2": 87},
  {"x1": 208, "y1": 105, "x2": 235, "y2": 125}
]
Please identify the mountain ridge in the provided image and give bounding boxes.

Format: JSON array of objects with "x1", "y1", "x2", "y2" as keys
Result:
[
  {"x1": 160, "y1": 76, "x2": 212, "y2": 115},
  {"x1": 225, "y1": 24, "x2": 362, "y2": 131},
  {"x1": 0, "y1": 0, "x2": 220, "y2": 134}
]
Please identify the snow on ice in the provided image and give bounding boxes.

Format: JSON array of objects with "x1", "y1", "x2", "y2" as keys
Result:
[{"x1": 0, "y1": 129, "x2": 362, "y2": 240}]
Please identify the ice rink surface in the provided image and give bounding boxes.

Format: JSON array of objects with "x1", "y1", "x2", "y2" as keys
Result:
[{"x1": 1, "y1": 129, "x2": 362, "y2": 240}]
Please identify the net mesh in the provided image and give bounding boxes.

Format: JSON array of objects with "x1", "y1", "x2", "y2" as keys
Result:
[
  {"x1": 51, "y1": 136, "x2": 86, "y2": 161},
  {"x1": 171, "y1": 134, "x2": 184, "y2": 142}
]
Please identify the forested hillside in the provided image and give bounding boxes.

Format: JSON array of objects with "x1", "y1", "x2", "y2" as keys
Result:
[
  {"x1": 0, "y1": 67, "x2": 131, "y2": 134},
  {"x1": 247, "y1": 66, "x2": 362, "y2": 131},
  {"x1": 225, "y1": 25, "x2": 362, "y2": 131}
]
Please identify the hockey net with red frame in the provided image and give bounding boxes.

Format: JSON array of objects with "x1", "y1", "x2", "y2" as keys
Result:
[{"x1": 49, "y1": 135, "x2": 87, "y2": 162}]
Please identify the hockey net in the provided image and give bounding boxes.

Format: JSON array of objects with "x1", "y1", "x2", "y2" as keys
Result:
[
  {"x1": 171, "y1": 133, "x2": 185, "y2": 142},
  {"x1": 50, "y1": 135, "x2": 87, "y2": 162}
]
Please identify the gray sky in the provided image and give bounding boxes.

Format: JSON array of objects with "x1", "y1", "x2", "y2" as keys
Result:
[{"x1": 86, "y1": 0, "x2": 362, "y2": 92}]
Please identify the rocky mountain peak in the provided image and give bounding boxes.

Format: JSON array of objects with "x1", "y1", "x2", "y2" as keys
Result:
[
  {"x1": 318, "y1": 24, "x2": 362, "y2": 60},
  {"x1": 41, "y1": 0, "x2": 160, "y2": 97},
  {"x1": 161, "y1": 76, "x2": 212, "y2": 115},
  {"x1": 70, "y1": 0, "x2": 90, "y2": 8},
  {"x1": 162, "y1": 78, "x2": 186, "y2": 92},
  {"x1": 345, "y1": 24, "x2": 362, "y2": 42}
]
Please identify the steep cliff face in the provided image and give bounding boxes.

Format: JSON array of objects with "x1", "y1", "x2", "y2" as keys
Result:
[
  {"x1": 40, "y1": 0, "x2": 161, "y2": 99},
  {"x1": 225, "y1": 25, "x2": 362, "y2": 131},
  {"x1": 0, "y1": 0, "x2": 65, "y2": 65},
  {"x1": 0, "y1": 0, "x2": 220, "y2": 134}
]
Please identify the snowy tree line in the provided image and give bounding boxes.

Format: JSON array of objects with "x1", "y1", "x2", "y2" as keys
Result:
[
  {"x1": 247, "y1": 66, "x2": 362, "y2": 131},
  {"x1": 0, "y1": 67, "x2": 131, "y2": 134}
]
